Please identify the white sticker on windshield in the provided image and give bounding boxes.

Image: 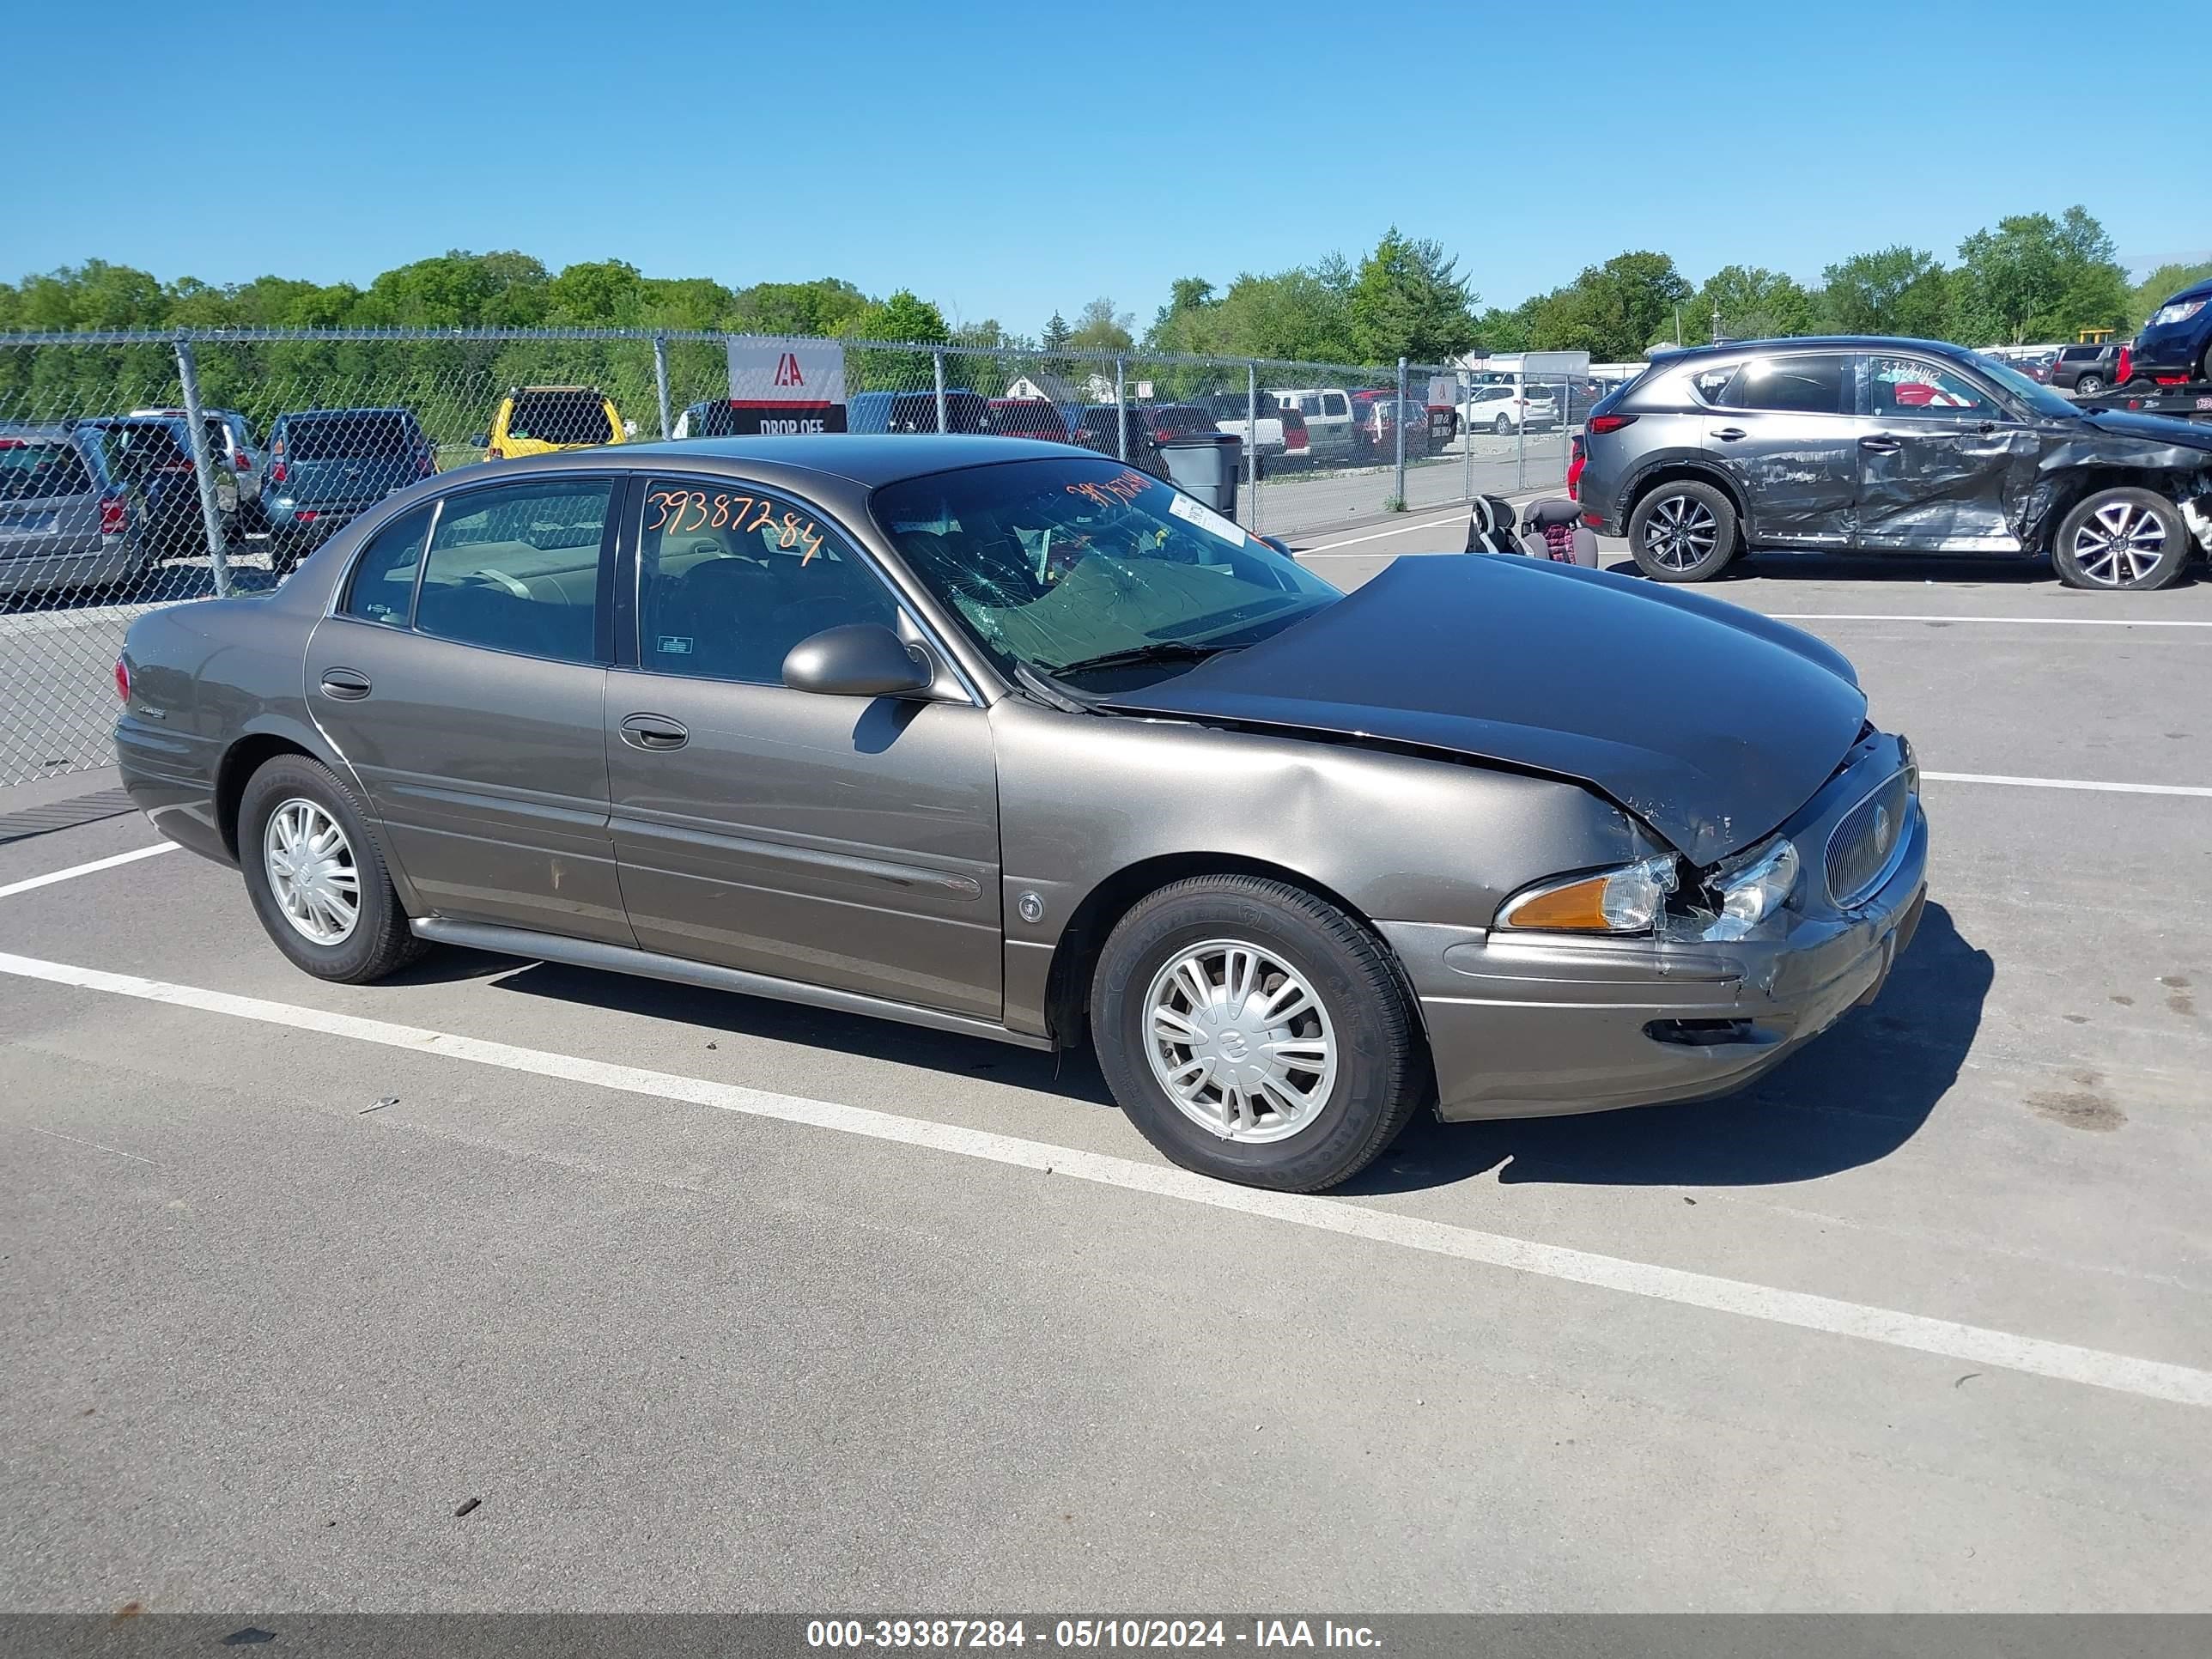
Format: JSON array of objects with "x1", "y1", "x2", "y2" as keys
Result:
[{"x1": 1168, "y1": 492, "x2": 1249, "y2": 545}]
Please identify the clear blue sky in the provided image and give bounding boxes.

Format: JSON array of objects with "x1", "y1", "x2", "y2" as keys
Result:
[{"x1": 7, "y1": 0, "x2": 2203, "y2": 331}]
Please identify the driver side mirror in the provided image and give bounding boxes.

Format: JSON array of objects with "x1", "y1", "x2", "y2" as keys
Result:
[{"x1": 782, "y1": 623, "x2": 933, "y2": 698}]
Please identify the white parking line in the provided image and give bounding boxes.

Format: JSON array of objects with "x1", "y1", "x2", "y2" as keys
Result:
[
  {"x1": 1923, "y1": 771, "x2": 2212, "y2": 799},
  {"x1": 1770, "y1": 613, "x2": 2212, "y2": 629},
  {"x1": 0, "y1": 842, "x2": 176, "y2": 901},
  {"x1": 1, "y1": 945, "x2": 2206, "y2": 1410},
  {"x1": 1297, "y1": 511, "x2": 1472, "y2": 554}
]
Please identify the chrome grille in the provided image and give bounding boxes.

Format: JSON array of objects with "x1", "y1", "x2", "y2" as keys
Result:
[{"x1": 1826, "y1": 771, "x2": 1912, "y2": 906}]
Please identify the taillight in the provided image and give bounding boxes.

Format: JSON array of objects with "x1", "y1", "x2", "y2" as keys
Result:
[
  {"x1": 270, "y1": 459, "x2": 287, "y2": 485},
  {"x1": 2115, "y1": 344, "x2": 2131, "y2": 384},
  {"x1": 1566, "y1": 437, "x2": 1586, "y2": 500},
  {"x1": 113, "y1": 657, "x2": 130, "y2": 704},
  {"x1": 99, "y1": 493, "x2": 128, "y2": 537},
  {"x1": 1586, "y1": 413, "x2": 1638, "y2": 434}
]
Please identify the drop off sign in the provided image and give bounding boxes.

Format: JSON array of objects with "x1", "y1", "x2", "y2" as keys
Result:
[{"x1": 722, "y1": 341, "x2": 848, "y2": 434}]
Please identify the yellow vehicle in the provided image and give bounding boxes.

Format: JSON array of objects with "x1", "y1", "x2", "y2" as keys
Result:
[{"x1": 477, "y1": 386, "x2": 627, "y2": 460}]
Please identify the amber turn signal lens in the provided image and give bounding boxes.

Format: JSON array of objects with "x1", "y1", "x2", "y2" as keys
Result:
[
  {"x1": 1499, "y1": 855, "x2": 1679, "y2": 934},
  {"x1": 1503, "y1": 876, "x2": 1613, "y2": 932}
]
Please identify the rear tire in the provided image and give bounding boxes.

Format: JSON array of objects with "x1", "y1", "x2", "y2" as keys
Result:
[
  {"x1": 2051, "y1": 488, "x2": 2189, "y2": 591},
  {"x1": 1090, "y1": 876, "x2": 1425, "y2": 1193},
  {"x1": 1492, "y1": 415, "x2": 1512, "y2": 436},
  {"x1": 1627, "y1": 479, "x2": 1739, "y2": 582},
  {"x1": 237, "y1": 753, "x2": 427, "y2": 983}
]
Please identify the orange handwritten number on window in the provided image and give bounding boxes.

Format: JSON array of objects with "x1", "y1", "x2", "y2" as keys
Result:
[
  {"x1": 799, "y1": 525, "x2": 824, "y2": 564},
  {"x1": 778, "y1": 511, "x2": 804, "y2": 550},
  {"x1": 746, "y1": 499, "x2": 776, "y2": 533},
  {"x1": 709, "y1": 494, "x2": 731, "y2": 528},
  {"x1": 645, "y1": 490, "x2": 678, "y2": 532},
  {"x1": 679, "y1": 492, "x2": 708, "y2": 532}
]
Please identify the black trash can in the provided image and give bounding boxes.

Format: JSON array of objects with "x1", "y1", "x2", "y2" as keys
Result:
[{"x1": 1156, "y1": 433, "x2": 1243, "y2": 518}]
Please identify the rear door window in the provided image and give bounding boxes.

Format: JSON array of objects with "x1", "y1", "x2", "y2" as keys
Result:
[
  {"x1": 0, "y1": 438, "x2": 95, "y2": 500},
  {"x1": 415, "y1": 478, "x2": 612, "y2": 663},
  {"x1": 1322, "y1": 393, "x2": 1349, "y2": 417},
  {"x1": 1713, "y1": 355, "x2": 1852, "y2": 416}
]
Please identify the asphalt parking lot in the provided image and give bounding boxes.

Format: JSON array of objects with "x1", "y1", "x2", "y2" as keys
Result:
[{"x1": 3, "y1": 527, "x2": 2209, "y2": 1613}]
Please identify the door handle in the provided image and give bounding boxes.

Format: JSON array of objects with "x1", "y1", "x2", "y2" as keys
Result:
[
  {"x1": 1859, "y1": 436, "x2": 1902, "y2": 453},
  {"x1": 619, "y1": 713, "x2": 690, "y2": 751},
  {"x1": 319, "y1": 668, "x2": 372, "y2": 700},
  {"x1": 1711, "y1": 427, "x2": 1747, "y2": 441}
]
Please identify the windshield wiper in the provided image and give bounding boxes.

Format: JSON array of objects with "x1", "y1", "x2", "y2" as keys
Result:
[{"x1": 1048, "y1": 641, "x2": 1234, "y2": 678}]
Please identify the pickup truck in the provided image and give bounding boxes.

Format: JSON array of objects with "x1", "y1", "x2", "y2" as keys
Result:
[{"x1": 1200, "y1": 391, "x2": 1309, "y2": 465}]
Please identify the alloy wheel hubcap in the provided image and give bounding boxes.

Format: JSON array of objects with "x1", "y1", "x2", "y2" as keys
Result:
[
  {"x1": 1643, "y1": 495, "x2": 1718, "y2": 569},
  {"x1": 263, "y1": 798, "x2": 360, "y2": 945},
  {"x1": 2071, "y1": 502, "x2": 2166, "y2": 586},
  {"x1": 1143, "y1": 940, "x2": 1337, "y2": 1143}
]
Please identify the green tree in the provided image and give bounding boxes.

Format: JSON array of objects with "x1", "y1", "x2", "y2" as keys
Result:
[
  {"x1": 843, "y1": 289, "x2": 949, "y2": 391},
  {"x1": 734, "y1": 278, "x2": 869, "y2": 337},
  {"x1": 1818, "y1": 246, "x2": 1950, "y2": 338},
  {"x1": 1947, "y1": 207, "x2": 2128, "y2": 345},
  {"x1": 1528, "y1": 252, "x2": 1691, "y2": 361},
  {"x1": 1069, "y1": 297, "x2": 1134, "y2": 352},
  {"x1": 1684, "y1": 264, "x2": 1820, "y2": 344},
  {"x1": 1040, "y1": 310, "x2": 1073, "y2": 352},
  {"x1": 545, "y1": 259, "x2": 646, "y2": 325},
  {"x1": 2129, "y1": 260, "x2": 2212, "y2": 331},
  {"x1": 1344, "y1": 228, "x2": 1478, "y2": 363}
]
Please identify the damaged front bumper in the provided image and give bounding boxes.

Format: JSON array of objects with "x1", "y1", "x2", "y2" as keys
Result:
[{"x1": 1380, "y1": 736, "x2": 1929, "y2": 1121}]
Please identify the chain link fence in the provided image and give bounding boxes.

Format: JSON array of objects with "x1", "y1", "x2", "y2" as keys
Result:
[{"x1": 0, "y1": 327, "x2": 1574, "y2": 787}]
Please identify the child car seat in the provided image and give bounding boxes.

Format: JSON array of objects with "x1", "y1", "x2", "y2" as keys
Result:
[
  {"x1": 1519, "y1": 498, "x2": 1599, "y2": 568},
  {"x1": 1464, "y1": 495, "x2": 1522, "y2": 554}
]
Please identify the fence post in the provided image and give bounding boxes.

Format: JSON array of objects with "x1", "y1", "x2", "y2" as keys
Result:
[
  {"x1": 1462, "y1": 362, "x2": 1473, "y2": 505},
  {"x1": 1114, "y1": 358, "x2": 1127, "y2": 461},
  {"x1": 933, "y1": 350, "x2": 948, "y2": 434},
  {"x1": 1394, "y1": 356, "x2": 1407, "y2": 507},
  {"x1": 173, "y1": 334, "x2": 231, "y2": 599},
  {"x1": 653, "y1": 333, "x2": 672, "y2": 439},
  {"x1": 1246, "y1": 362, "x2": 1260, "y2": 531},
  {"x1": 1516, "y1": 376, "x2": 1528, "y2": 493}
]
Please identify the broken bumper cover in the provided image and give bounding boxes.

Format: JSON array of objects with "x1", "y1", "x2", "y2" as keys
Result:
[{"x1": 1380, "y1": 800, "x2": 1929, "y2": 1122}]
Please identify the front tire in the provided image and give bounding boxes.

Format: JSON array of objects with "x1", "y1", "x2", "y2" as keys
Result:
[
  {"x1": 2075, "y1": 374, "x2": 2105, "y2": 396},
  {"x1": 238, "y1": 754, "x2": 426, "y2": 982},
  {"x1": 2051, "y1": 488, "x2": 2189, "y2": 591},
  {"x1": 1627, "y1": 479, "x2": 1739, "y2": 581},
  {"x1": 1090, "y1": 876, "x2": 1424, "y2": 1192}
]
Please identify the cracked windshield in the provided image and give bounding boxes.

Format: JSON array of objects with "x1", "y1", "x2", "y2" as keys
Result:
[{"x1": 872, "y1": 457, "x2": 1339, "y2": 684}]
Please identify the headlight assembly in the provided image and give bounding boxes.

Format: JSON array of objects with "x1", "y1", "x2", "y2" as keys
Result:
[
  {"x1": 2151, "y1": 298, "x2": 2206, "y2": 327},
  {"x1": 1498, "y1": 854, "x2": 1679, "y2": 934},
  {"x1": 1701, "y1": 838, "x2": 1800, "y2": 941}
]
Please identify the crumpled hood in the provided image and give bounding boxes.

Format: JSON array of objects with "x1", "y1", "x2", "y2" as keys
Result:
[
  {"x1": 2069, "y1": 409, "x2": 2212, "y2": 454},
  {"x1": 1105, "y1": 556, "x2": 1869, "y2": 866}
]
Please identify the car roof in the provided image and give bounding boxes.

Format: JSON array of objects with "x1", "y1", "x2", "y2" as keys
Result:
[
  {"x1": 276, "y1": 407, "x2": 419, "y2": 419},
  {"x1": 1655, "y1": 336, "x2": 1984, "y2": 363},
  {"x1": 601, "y1": 434, "x2": 1100, "y2": 486},
  {"x1": 0, "y1": 422, "x2": 85, "y2": 442}
]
